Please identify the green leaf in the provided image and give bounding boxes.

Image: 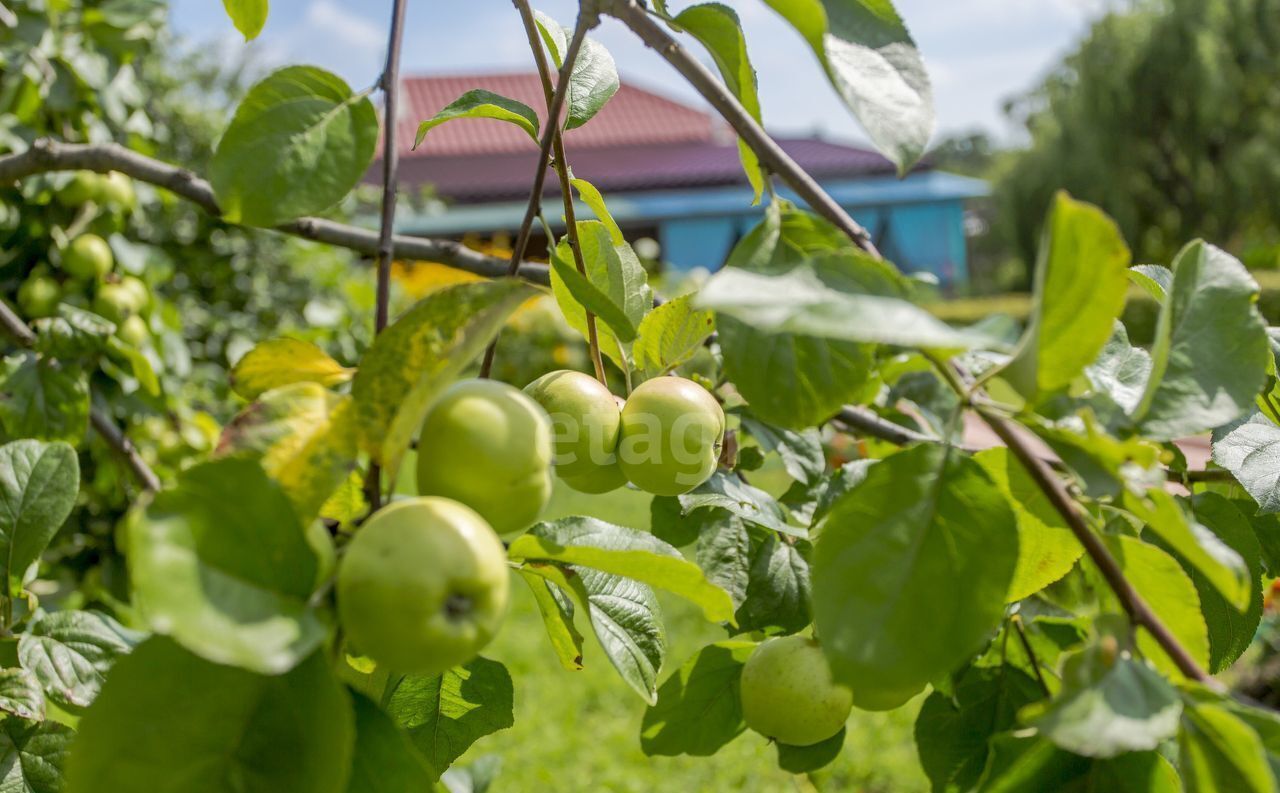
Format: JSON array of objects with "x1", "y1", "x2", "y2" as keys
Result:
[
  {"x1": 1133, "y1": 241, "x2": 1270, "y2": 440},
  {"x1": 0, "y1": 353, "x2": 89, "y2": 445},
  {"x1": 678, "y1": 471, "x2": 797, "y2": 536},
  {"x1": 534, "y1": 12, "x2": 619, "y2": 130},
  {"x1": 913, "y1": 665, "x2": 1044, "y2": 792},
  {"x1": 106, "y1": 336, "x2": 160, "y2": 397},
  {"x1": 1084, "y1": 321, "x2": 1152, "y2": 417},
  {"x1": 1005, "y1": 193, "x2": 1132, "y2": 399},
  {"x1": 1031, "y1": 652, "x2": 1180, "y2": 759},
  {"x1": 710, "y1": 205, "x2": 891, "y2": 428},
  {"x1": 579, "y1": 568, "x2": 665, "y2": 704},
  {"x1": 738, "y1": 415, "x2": 824, "y2": 486},
  {"x1": 218, "y1": 383, "x2": 358, "y2": 526},
  {"x1": 209, "y1": 65, "x2": 378, "y2": 227},
  {"x1": 124, "y1": 458, "x2": 327, "y2": 674},
  {"x1": 699, "y1": 264, "x2": 999, "y2": 351},
  {"x1": 733, "y1": 529, "x2": 811, "y2": 636},
  {"x1": 1129, "y1": 264, "x2": 1172, "y2": 300},
  {"x1": 1180, "y1": 494, "x2": 1263, "y2": 673},
  {"x1": 18, "y1": 610, "x2": 144, "y2": 710},
  {"x1": 693, "y1": 514, "x2": 751, "y2": 610},
  {"x1": 413, "y1": 89, "x2": 540, "y2": 149},
  {"x1": 640, "y1": 640, "x2": 753, "y2": 757},
  {"x1": 570, "y1": 178, "x2": 623, "y2": 244},
  {"x1": 1027, "y1": 411, "x2": 1163, "y2": 500},
  {"x1": 347, "y1": 692, "x2": 440, "y2": 792},
  {"x1": 509, "y1": 516, "x2": 735, "y2": 623},
  {"x1": 518, "y1": 570, "x2": 584, "y2": 671},
  {"x1": 1213, "y1": 413, "x2": 1280, "y2": 513},
  {"x1": 977, "y1": 733, "x2": 1180, "y2": 793},
  {"x1": 1124, "y1": 488, "x2": 1250, "y2": 612},
  {"x1": 32, "y1": 305, "x2": 114, "y2": 358},
  {"x1": 230, "y1": 337, "x2": 353, "y2": 400},
  {"x1": 0, "y1": 668, "x2": 45, "y2": 721},
  {"x1": 1179, "y1": 700, "x2": 1277, "y2": 793},
  {"x1": 1092, "y1": 534, "x2": 1210, "y2": 679},
  {"x1": 550, "y1": 222, "x2": 651, "y2": 368},
  {"x1": 974, "y1": 447, "x2": 1082, "y2": 602},
  {"x1": 65, "y1": 639, "x2": 354, "y2": 793},
  {"x1": 386, "y1": 657, "x2": 514, "y2": 775},
  {"x1": 524, "y1": 563, "x2": 666, "y2": 703},
  {"x1": 813, "y1": 445, "x2": 1019, "y2": 694},
  {"x1": 0, "y1": 440, "x2": 79, "y2": 587},
  {"x1": 222, "y1": 0, "x2": 268, "y2": 39},
  {"x1": 633, "y1": 295, "x2": 715, "y2": 376},
  {"x1": 351, "y1": 279, "x2": 533, "y2": 476},
  {"x1": 673, "y1": 3, "x2": 767, "y2": 201},
  {"x1": 762, "y1": 0, "x2": 933, "y2": 172},
  {"x1": 0, "y1": 718, "x2": 73, "y2": 793}
]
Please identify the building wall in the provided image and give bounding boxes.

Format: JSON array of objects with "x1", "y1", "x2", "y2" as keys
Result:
[{"x1": 659, "y1": 198, "x2": 970, "y2": 286}]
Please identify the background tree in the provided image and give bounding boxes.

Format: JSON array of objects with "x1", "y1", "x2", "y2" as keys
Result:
[{"x1": 999, "y1": 0, "x2": 1280, "y2": 269}]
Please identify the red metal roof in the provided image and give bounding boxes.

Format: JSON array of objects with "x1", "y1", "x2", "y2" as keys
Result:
[
  {"x1": 397, "y1": 136, "x2": 898, "y2": 203},
  {"x1": 397, "y1": 72, "x2": 719, "y2": 157},
  {"x1": 380, "y1": 73, "x2": 902, "y2": 202}
]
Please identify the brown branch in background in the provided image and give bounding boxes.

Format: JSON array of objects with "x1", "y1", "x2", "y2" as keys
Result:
[
  {"x1": 480, "y1": 3, "x2": 606, "y2": 383},
  {"x1": 364, "y1": 0, "x2": 410, "y2": 514},
  {"x1": 0, "y1": 300, "x2": 161, "y2": 493},
  {"x1": 598, "y1": 0, "x2": 880, "y2": 258},
  {"x1": 0, "y1": 140, "x2": 550, "y2": 286}
]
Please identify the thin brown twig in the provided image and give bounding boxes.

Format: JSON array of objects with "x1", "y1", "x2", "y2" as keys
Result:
[
  {"x1": 0, "y1": 299, "x2": 161, "y2": 493},
  {"x1": 481, "y1": 3, "x2": 606, "y2": 383},
  {"x1": 597, "y1": 0, "x2": 880, "y2": 257},
  {"x1": 1010, "y1": 614, "x2": 1051, "y2": 697},
  {"x1": 364, "y1": 0, "x2": 409, "y2": 514},
  {"x1": 0, "y1": 140, "x2": 550, "y2": 286}
]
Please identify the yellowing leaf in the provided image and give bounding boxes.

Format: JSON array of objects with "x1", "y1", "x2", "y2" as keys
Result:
[{"x1": 231, "y1": 338, "x2": 353, "y2": 400}]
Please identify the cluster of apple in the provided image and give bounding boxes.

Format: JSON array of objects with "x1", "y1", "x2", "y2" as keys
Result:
[
  {"x1": 336, "y1": 371, "x2": 725, "y2": 677},
  {"x1": 15, "y1": 171, "x2": 151, "y2": 346}
]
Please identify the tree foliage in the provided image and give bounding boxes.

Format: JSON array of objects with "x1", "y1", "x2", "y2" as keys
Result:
[
  {"x1": 1000, "y1": 0, "x2": 1280, "y2": 267},
  {"x1": 0, "y1": 0, "x2": 1278, "y2": 791}
]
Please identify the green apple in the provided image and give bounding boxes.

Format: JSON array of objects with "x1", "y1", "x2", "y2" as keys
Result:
[
  {"x1": 93, "y1": 282, "x2": 143, "y2": 324},
  {"x1": 617, "y1": 376, "x2": 724, "y2": 496},
  {"x1": 55, "y1": 171, "x2": 103, "y2": 207},
  {"x1": 61, "y1": 234, "x2": 114, "y2": 280},
  {"x1": 117, "y1": 314, "x2": 150, "y2": 346},
  {"x1": 740, "y1": 635, "x2": 853, "y2": 746},
  {"x1": 524, "y1": 369, "x2": 626, "y2": 493},
  {"x1": 16, "y1": 274, "x2": 61, "y2": 318},
  {"x1": 337, "y1": 497, "x2": 509, "y2": 675},
  {"x1": 98, "y1": 171, "x2": 136, "y2": 211},
  {"x1": 416, "y1": 379, "x2": 553, "y2": 538},
  {"x1": 850, "y1": 682, "x2": 925, "y2": 712},
  {"x1": 118, "y1": 275, "x2": 151, "y2": 312},
  {"x1": 560, "y1": 461, "x2": 629, "y2": 494}
]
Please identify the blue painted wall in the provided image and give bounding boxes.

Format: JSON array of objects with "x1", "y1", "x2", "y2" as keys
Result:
[
  {"x1": 395, "y1": 171, "x2": 988, "y2": 287},
  {"x1": 660, "y1": 198, "x2": 970, "y2": 285}
]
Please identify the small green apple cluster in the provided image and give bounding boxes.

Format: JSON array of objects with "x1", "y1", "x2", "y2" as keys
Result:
[
  {"x1": 524, "y1": 370, "x2": 726, "y2": 498},
  {"x1": 332, "y1": 372, "x2": 725, "y2": 678},
  {"x1": 15, "y1": 170, "x2": 151, "y2": 348}
]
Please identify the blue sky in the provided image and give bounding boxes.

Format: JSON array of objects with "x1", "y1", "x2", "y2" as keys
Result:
[{"x1": 171, "y1": 0, "x2": 1112, "y2": 146}]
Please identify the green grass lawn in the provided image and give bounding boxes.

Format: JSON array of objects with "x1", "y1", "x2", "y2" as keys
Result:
[{"x1": 434, "y1": 473, "x2": 928, "y2": 792}]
